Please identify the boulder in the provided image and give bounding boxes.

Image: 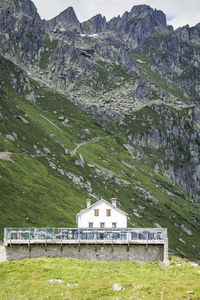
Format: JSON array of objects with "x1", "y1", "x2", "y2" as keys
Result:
[
  {"x1": 58, "y1": 116, "x2": 65, "y2": 121},
  {"x1": 43, "y1": 147, "x2": 51, "y2": 154},
  {"x1": 180, "y1": 224, "x2": 192, "y2": 236},
  {"x1": 49, "y1": 162, "x2": 57, "y2": 169},
  {"x1": 63, "y1": 118, "x2": 69, "y2": 125},
  {"x1": 75, "y1": 154, "x2": 85, "y2": 168},
  {"x1": 49, "y1": 279, "x2": 63, "y2": 283},
  {"x1": 188, "y1": 262, "x2": 198, "y2": 267},
  {"x1": 112, "y1": 283, "x2": 122, "y2": 291},
  {"x1": 83, "y1": 129, "x2": 91, "y2": 135},
  {"x1": 6, "y1": 134, "x2": 15, "y2": 141},
  {"x1": 16, "y1": 116, "x2": 29, "y2": 124}
]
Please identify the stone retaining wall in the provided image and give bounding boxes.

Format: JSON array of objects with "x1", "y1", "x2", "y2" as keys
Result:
[{"x1": 0, "y1": 244, "x2": 165, "y2": 262}]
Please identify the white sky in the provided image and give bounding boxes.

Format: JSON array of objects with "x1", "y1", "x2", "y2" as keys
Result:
[{"x1": 32, "y1": 0, "x2": 200, "y2": 29}]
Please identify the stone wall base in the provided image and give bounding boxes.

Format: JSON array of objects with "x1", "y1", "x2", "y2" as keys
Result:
[{"x1": 0, "y1": 244, "x2": 164, "y2": 262}]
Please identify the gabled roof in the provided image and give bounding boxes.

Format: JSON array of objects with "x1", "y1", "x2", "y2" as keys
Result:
[{"x1": 76, "y1": 199, "x2": 128, "y2": 217}]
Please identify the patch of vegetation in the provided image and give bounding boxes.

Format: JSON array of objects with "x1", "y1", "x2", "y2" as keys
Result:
[
  {"x1": 90, "y1": 60, "x2": 138, "y2": 94},
  {"x1": 127, "y1": 17, "x2": 142, "y2": 27},
  {"x1": 39, "y1": 39, "x2": 58, "y2": 70}
]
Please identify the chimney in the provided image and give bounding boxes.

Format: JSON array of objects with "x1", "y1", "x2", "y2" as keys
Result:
[
  {"x1": 111, "y1": 198, "x2": 117, "y2": 208},
  {"x1": 86, "y1": 199, "x2": 91, "y2": 209}
]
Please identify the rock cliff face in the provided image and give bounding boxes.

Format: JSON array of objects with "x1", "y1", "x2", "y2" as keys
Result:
[
  {"x1": 0, "y1": 0, "x2": 46, "y2": 62},
  {"x1": 138, "y1": 23, "x2": 200, "y2": 102},
  {"x1": 46, "y1": 7, "x2": 81, "y2": 32},
  {"x1": 108, "y1": 5, "x2": 173, "y2": 48},
  {"x1": 82, "y1": 14, "x2": 107, "y2": 33},
  {"x1": 125, "y1": 104, "x2": 200, "y2": 201}
]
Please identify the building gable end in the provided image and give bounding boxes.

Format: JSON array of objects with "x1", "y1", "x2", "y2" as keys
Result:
[{"x1": 76, "y1": 199, "x2": 127, "y2": 217}]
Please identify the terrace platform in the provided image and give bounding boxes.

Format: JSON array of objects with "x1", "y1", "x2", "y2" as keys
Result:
[
  {"x1": 4, "y1": 227, "x2": 167, "y2": 245},
  {"x1": 2, "y1": 228, "x2": 169, "y2": 263}
]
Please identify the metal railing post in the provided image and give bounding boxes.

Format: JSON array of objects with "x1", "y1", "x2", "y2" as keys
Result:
[
  {"x1": 128, "y1": 228, "x2": 129, "y2": 245},
  {"x1": 3, "y1": 228, "x2": 5, "y2": 244},
  {"x1": 29, "y1": 228, "x2": 30, "y2": 245},
  {"x1": 45, "y1": 228, "x2": 47, "y2": 248},
  {"x1": 10, "y1": 228, "x2": 12, "y2": 248}
]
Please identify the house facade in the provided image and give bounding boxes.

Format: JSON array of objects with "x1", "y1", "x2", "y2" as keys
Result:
[
  {"x1": 3, "y1": 199, "x2": 169, "y2": 264},
  {"x1": 76, "y1": 198, "x2": 128, "y2": 229}
]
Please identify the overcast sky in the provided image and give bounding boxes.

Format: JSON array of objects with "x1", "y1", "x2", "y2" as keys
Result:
[{"x1": 32, "y1": 0, "x2": 200, "y2": 29}]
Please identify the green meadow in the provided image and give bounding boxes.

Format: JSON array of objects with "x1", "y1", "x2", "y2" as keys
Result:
[{"x1": 0, "y1": 257, "x2": 199, "y2": 299}]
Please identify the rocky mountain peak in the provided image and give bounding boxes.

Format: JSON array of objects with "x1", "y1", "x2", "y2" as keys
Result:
[
  {"x1": 107, "y1": 4, "x2": 172, "y2": 48},
  {"x1": 130, "y1": 5, "x2": 162, "y2": 16},
  {"x1": 175, "y1": 23, "x2": 200, "y2": 45},
  {"x1": 82, "y1": 14, "x2": 107, "y2": 33},
  {"x1": 46, "y1": 6, "x2": 81, "y2": 32},
  {"x1": 130, "y1": 5, "x2": 168, "y2": 28}
]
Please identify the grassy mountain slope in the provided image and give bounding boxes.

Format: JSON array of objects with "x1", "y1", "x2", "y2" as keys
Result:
[
  {"x1": 0, "y1": 55, "x2": 200, "y2": 260},
  {"x1": 0, "y1": 256, "x2": 200, "y2": 299}
]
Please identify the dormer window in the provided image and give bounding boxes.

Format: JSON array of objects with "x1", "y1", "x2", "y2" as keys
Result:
[
  {"x1": 106, "y1": 209, "x2": 111, "y2": 216},
  {"x1": 94, "y1": 209, "x2": 99, "y2": 216}
]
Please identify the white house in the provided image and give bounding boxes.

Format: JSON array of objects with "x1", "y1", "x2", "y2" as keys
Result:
[{"x1": 76, "y1": 198, "x2": 128, "y2": 229}]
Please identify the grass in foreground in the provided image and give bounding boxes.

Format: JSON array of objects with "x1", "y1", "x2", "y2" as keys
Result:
[{"x1": 0, "y1": 257, "x2": 200, "y2": 299}]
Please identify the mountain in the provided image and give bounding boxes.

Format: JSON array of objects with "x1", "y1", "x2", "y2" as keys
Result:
[
  {"x1": 0, "y1": 0, "x2": 46, "y2": 63},
  {"x1": 138, "y1": 23, "x2": 200, "y2": 101},
  {"x1": 0, "y1": 0, "x2": 200, "y2": 260},
  {"x1": 108, "y1": 5, "x2": 173, "y2": 48},
  {"x1": 82, "y1": 14, "x2": 106, "y2": 33},
  {"x1": 46, "y1": 7, "x2": 81, "y2": 32}
]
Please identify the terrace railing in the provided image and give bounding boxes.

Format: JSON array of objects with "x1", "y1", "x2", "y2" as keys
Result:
[{"x1": 4, "y1": 228, "x2": 167, "y2": 245}]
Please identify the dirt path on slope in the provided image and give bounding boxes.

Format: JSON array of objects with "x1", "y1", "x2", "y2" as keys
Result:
[
  {"x1": 40, "y1": 115, "x2": 63, "y2": 133},
  {"x1": 70, "y1": 137, "x2": 104, "y2": 156}
]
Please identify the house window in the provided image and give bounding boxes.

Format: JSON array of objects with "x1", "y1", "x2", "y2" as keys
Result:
[
  {"x1": 106, "y1": 209, "x2": 111, "y2": 216},
  {"x1": 89, "y1": 222, "x2": 93, "y2": 229},
  {"x1": 94, "y1": 209, "x2": 99, "y2": 216},
  {"x1": 100, "y1": 222, "x2": 105, "y2": 228},
  {"x1": 112, "y1": 222, "x2": 117, "y2": 228}
]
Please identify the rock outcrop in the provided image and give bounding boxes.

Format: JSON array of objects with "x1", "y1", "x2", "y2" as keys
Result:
[
  {"x1": 108, "y1": 5, "x2": 173, "y2": 48},
  {"x1": 46, "y1": 7, "x2": 81, "y2": 32},
  {"x1": 82, "y1": 14, "x2": 106, "y2": 33},
  {"x1": 0, "y1": 0, "x2": 46, "y2": 62}
]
